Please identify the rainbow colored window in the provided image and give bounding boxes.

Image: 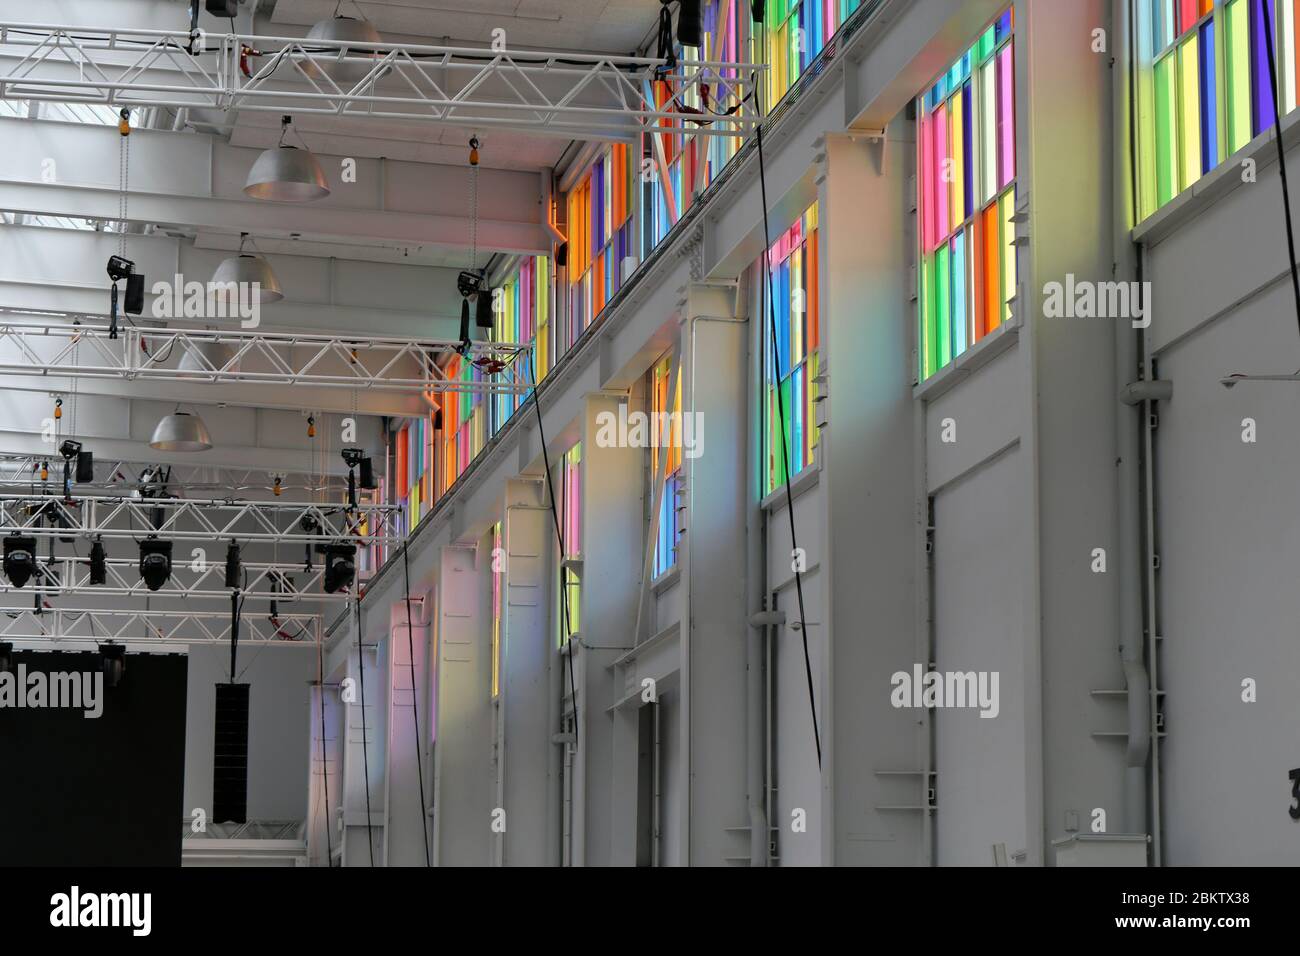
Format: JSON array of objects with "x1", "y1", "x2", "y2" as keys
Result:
[
  {"x1": 916, "y1": 8, "x2": 1017, "y2": 381},
  {"x1": 760, "y1": 0, "x2": 868, "y2": 111},
  {"x1": 762, "y1": 203, "x2": 820, "y2": 497},
  {"x1": 557, "y1": 443, "x2": 582, "y2": 646},
  {"x1": 394, "y1": 415, "x2": 432, "y2": 530},
  {"x1": 493, "y1": 255, "x2": 551, "y2": 423},
  {"x1": 567, "y1": 144, "x2": 636, "y2": 346},
  {"x1": 650, "y1": 354, "x2": 683, "y2": 578},
  {"x1": 1143, "y1": 0, "x2": 1300, "y2": 218}
]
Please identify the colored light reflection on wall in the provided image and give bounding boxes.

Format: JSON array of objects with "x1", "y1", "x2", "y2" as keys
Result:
[
  {"x1": 916, "y1": 8, "x2": 1017, "y2": 381},
  {"x1": 651, "y1": 354, "x2": 683, "y2": 578},
  {"x1": 762, "y1": 203, "x2": 821, "y2": 497}
]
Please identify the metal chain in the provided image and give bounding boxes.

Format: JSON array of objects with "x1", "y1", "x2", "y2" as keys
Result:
[
  {"x1": 118, "y1": 124, "x2": 129, "y2": 258},
  {"x1": 470, "y1": 142, "x2": 479, "y2": 270}
]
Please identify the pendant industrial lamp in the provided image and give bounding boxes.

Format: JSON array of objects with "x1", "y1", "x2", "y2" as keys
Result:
[
  {"x1": 303, "y1": 2, "x2": 383, "y2": 87},
  {"x1": 244, "y1": 116, "x2": 330, "y2": 202},
  {"x1": 149, "y1": 409, "x2": 214, "y2": 452},
  {"x1": 211, "y1": 233, "x2": 284, "y2": 304}
]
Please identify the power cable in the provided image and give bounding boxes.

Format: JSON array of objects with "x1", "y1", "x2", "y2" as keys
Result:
[
  {"x1": 317, "y1": 619, "x2": 333, "y2": 866},
  {"x1": 402, "y1": 543, "x2": 432, "y2": 866},
  {"x1": 754, "y1": 38, "x2": 821, "y2": 767},
  {"x1": 354, "y1": 596, "x2": 376, "y2": 865},
  {"x1": 526, "y1": 365, "x2": 580, "y2": 752}
]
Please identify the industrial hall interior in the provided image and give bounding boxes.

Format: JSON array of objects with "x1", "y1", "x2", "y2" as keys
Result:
[{"x1": 0, "y1": 0, "x2": 1293, "y2": 869}]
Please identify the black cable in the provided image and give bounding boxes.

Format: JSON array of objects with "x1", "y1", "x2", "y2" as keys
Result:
[
  {"x1": 402, "y1": 543, "x2": 432, "y2": 866},
  {"x1": 755, "y1": 106, "x2": 821, "y2": 765},
  {"x1": 1259, "y1": 1, "x2": 1300, "y2": 341},
  {"x1": 317, "y1": 621, "x2": 333, "y2": 866},
  {"x1": 354, "y1": 597, "x2": 376, "y2": 865},
  {"x1": 527, "y1": 365, "x2": 580, "y2": 752}
]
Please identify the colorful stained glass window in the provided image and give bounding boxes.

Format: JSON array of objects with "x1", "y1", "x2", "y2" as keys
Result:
[
  {"x1": 567, "y1": 144, "x2": 636, "y2": 345},
  {"x1": 650, "y1": 354, "x2": 683, "y2": 578},
  {"x1": 761, "y1": 203, "x2": 821, "y2": 497},
  {"x1": 917, "y1": 8, "x2": 1017, "y2": 381},
  {"x1": 1142, "y1": 0, "x2": 1300, "y2": 219}
]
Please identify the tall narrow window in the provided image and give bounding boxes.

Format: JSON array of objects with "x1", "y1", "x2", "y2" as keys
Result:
[
  {"x1": 916, "y1": 8, "x2": 1017, "y2": 381},
  {"x1": 567, "y1": 145, "x2": 636, "y2": 343},
  {"x1": 650, "y1": 354, "x2": 682, "y2": 578},
  {"x1": 761, "y1": 203, "x2": 821, "y2": 497}
]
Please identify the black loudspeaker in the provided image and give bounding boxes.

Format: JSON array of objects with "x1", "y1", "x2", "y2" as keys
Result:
[
  {"x1": 75, "y1": 451, "x2": 94, "y2": 484},
  {"x1": 677, "y1": 0, "x2": 702, "y2": 46},
  {"x1": 212, "y1": 683, "x2": 250, "y2": 825},
  {"x1": 359, "y1": 456, "x2": 376, "y2": 490},
  {"x1": 555, "y1": 241, "x2": 568, "y2": 268},
  {"x1": 124, "y1": 273, "x2": 145, "y2": 315},
  {"x1": 206, "y1": 0, "x2": 239, "y2": 16},
  {"x1": 751, "y1": 0, "x2": 765, "y2": 23},
  {"x1": 476, "y1": 290, "x2": 494, "y2": 328}
]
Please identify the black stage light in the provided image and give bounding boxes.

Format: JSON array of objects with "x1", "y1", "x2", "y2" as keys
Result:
[
  {"x1": 139, "y1": 537, "x2": 173, "y2": 591},
  {"x1": 3, "y1": 534, "x2": 37, "y2": 588},
  {"x1": 678, "y1": 0, "x2": 702, "y2": 46},
  {"x1": 323, "y1": 542, "x2": 356, "y2": 594},
  {"x1": 225, "y1": 541, "x2": 241, "y2": 589},
  {"x1": 99, "y1": 642, "x2": 126, "y2": 689},
  {"x1": 88, "y1": 537, "x2": 107, "y2": 585}
]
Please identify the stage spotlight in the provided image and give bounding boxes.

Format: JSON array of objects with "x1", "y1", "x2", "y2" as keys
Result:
[
  {"x1": 323, "y1": 543, "x2": 356, "y2": 594},
  {"x1": 224, "y1": 541, "x2": 241, "y2": 589},
  {"x1": 138, "y1": 538, "x2": 173, "y2": 591},
  {"x1": 677, "y1": 0, "x2": 702, "y2": 46},
  {"x1": 99, "y1": 642, "x2": 126, "y2": 689},
  {"x1": 89, "y1": 537, "x2": 107, "y2": 585},
  {"x1": 3, "y1": 534, "x2": 37, "y2": 588},
  {"x1": 0, "y1": 642, "x2": 12, "y2": 674}
]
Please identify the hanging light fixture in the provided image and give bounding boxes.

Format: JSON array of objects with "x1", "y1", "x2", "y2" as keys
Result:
[
  {"x1": 178, "y1": 339, "x2": 241, "y2": 374},
  {"x1": 149, "y1": 410, "x2": 214, "y2": 452},
  {"x1": 302, "y1": 11, "x2": 383, "y2": 87},
  {"x1": 211, "y1": 233, "x2": 284, "y2": 305},
  {"x1": 244, "y1": 116, "x2": 330, "y2": 203}
]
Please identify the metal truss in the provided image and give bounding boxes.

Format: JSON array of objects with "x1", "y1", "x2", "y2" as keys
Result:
[
  {"x1": 0, "y1": 21, "x2": 761, "y2": 142},
  {"x1": 8, "y1": 555, "x2": 349, "y2": 602},
  {"x1": 0, "y1": 316, "x2": 531, "y2": 395},
  {"x1": 0, "y1": 605, "x2": 320, "y2": 648},
  {"x1": 0, "y1": 452, "x2": 346, "y2": 495},
  {"x1": 0, "y1": 492, "x2": 402, "y2": 544}
]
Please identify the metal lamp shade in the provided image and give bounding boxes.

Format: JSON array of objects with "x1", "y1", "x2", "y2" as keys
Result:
[
  {"x1": 211, "y1": 253, "x2": 283, "y2": 304},
  {"x1": 244, "y1": 146, "x2": 330, "y2": 202},
  {"x1": 178, "y1": 341, "x2": 239, "y2": 374},
  {"x1": 149, "y1": 412, "x2": 213, "y2": 452},
  {"x1": 303, "y1": 16, "x2": 383, "y2": 86}
]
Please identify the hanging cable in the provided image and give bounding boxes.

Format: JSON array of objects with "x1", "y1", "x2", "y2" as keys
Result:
[
  {"x1": 754, "y1": 31, "x2": 821, "y2": 768},
  {"x1": 402, "y1": 544, "x2": 432, "y2": 866},
  {"x1": 1258, "y1": 1, "x2": 1300, "y2": 341},
  {"x1": 527, "y1": 364, "x2": 580, "y2": 752},
  {"x1": 318, "y1": 621, "x2": 333, "y2": 866},
  {"x1": 354, "y1": 596, "x2": 375, "y2": 865}
]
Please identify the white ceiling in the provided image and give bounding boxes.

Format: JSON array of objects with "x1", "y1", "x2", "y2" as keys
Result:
[{"x1": 267, "y1": 0, "x2": 659, "y2": 53}]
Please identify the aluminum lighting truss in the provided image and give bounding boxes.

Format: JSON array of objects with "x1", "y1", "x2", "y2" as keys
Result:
[
  {"x1": 0, "y1": 605, "x2": 320, "y2": 648},
  {"x1": 0, "y1": 452, "x2": 346, "y2": 495},
  {"x1": 0, "y1": 22, "x2": 761, "y2": 141},
  {"x1": 10, "y1": 555, "x2": 347, "y2": 602},
  {"x1": 0, "y1": 493, "x2": 401, "y2": 544},
  {"x1": 0, "y1": 317, "x2": 530, "y2": 395}
]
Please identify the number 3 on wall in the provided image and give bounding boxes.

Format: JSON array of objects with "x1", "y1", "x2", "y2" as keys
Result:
[{"x1": 1290, "y1": 769, "x2": 1300, "y2": 821}]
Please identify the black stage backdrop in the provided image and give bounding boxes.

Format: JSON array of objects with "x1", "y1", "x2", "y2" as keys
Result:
[{"x1": 0, "y1": 650, "x2": 187, "y2": 866}]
